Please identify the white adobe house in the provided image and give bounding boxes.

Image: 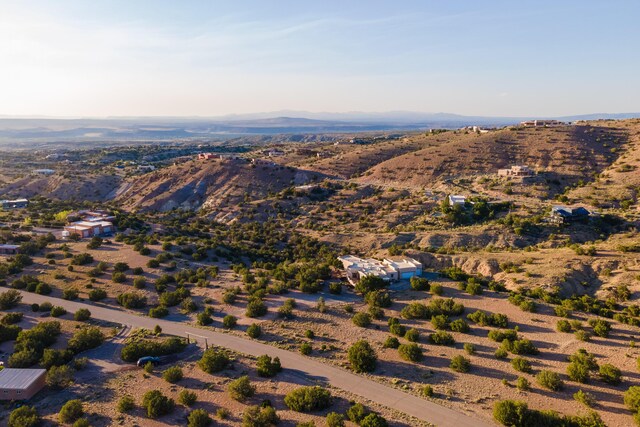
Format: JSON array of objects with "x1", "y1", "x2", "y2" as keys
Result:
[
  {"x1": 448, "y1": 195, "x2": 466, "y2": 206},
  {"x1": 498, "y1": 165, "x2": 533, "y2": 177},
  {"x1": 338, "y1": 255, "x2": 422, "y2": 285}
]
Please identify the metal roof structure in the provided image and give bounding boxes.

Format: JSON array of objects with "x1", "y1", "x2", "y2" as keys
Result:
[{"x1": 0, "y1": 369, "x2": 46, "y2": 390}]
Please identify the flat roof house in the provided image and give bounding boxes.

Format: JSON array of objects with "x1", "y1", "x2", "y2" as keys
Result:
[
  {"x1": 448, "y1": 195, "x2": 466, "y2": 206},
  {"x1": 338, "y1": 255, "x2": 422, "y2": 285},
  {"x1": 0, "y1": 244, "x2": 20, "y2": 255},
  {"x1": 33, "y1": 169, "x2": 55, "y2": 175},
  {"x1": 0, "y1": 368, "x2": 46, "y2": 400},
  {"x1": 63, "y1": 220, "x2": 114, "y2": 239},
  {"x1": 498, "y1": 165, "x2": 533, "y2": 177},
  {"x1": 1, "y1": 199, "x2": 28, "y2": 209}
]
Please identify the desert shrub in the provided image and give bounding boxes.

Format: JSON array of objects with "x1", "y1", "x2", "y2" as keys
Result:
[
  {"x1": 227, "y1": 375, "x2": 256, "y2": 402},
  {"x1": 365, "y1": 289, "x2": 392, "y2": 308},
  {"x1": 62, "y1": 287, "x2": 80, "y2": 300},
  {"x1": 73, "y1": 308, "x2": 91, "y2": 321},
  {"x1": 429, "y1": 298, "x2": 464, "y2": 316},
  {"x1": 347, "y1": 403, "x2": 370, "y2": 423},
  {"x1": 429, "y1": 331, "x2": 455, "y2": 346},
  {"x1": 242, "y1": 405, "x2": 279, "y2": 427},
  {"x1": 410, "y1": 276, "x2": 430, "y2": 291},
  {"x1": 355, "y1": 275, "x2": 386, "y2": 295},
  {"x1": 117, "y1": 395, "x2": 135, "y2": 412},
  {"x1": 352, "y1": 312, "x2": 372, "y2": 327},
  {"x1": 256, "y1": 355, "x2": 281, "y2": 377},
  {"x1": 222, "y1": 315, "x2": 237, "y2": 329},
  {"x1": 495, "y1": 347, "x2": 508, "y2": 359},
  {"x1": 246, "y1": 298, "x2": 268, "y2": 317},
  {"x1": 368, "y1": 305, "x2": 385, "y2": 319},
  {"x1": 246, "y1": 323, "x2": 262, "y2": 338},
  {"x1": 624, "y1": 386, "x2": 640, "y2": 412},
  {"x1": 284, "y1": 386, "x2": 332, "y2": 412},
  {"x1": 404, "y1": 328, "x2": 420, "y2": 342},
  {"x1": 516, "y1": 377, "x2": 530, "y2": 391},
  {"x1": 133, "y1": 276, "x2": 146, "y2": 289},
  {"x1": 40, "y1": 348, "x2": 72, "y2": 369},
  {"x1": 198, "y1": 348, "x2": 230, "y2": 373},
  {"x1": 142, "y1": 390, "x2": 175, "y2": 419},
  {"x1": 511, "y1": 357, "x2": 532, "y2": 373},
  {"x1": 493, "y1": 400, "x2": 529, "y2": 427},
  {"x1": 348, "y1": 339, "x2": 377, "y2": 373},
  {"x1": 557, "y1": 320, "x2": 572, "y2": 332},
  {"x1": 117, "y1": 292, "x2": 146, "y2": 308},
  {"x1": 187, "y1": 409, "x2": 212, "y2": 427},
  {"x1": 67, "y1": 327, "x2": 105, "y2": 354},
  {"x1": 398, "y1": 343, "x2": 423, "y2": 362},
  {"x1": 502, "y1": 339, "x2": 538, "y2": 355},
  {"x1": 589, "y1": 319, "x2": 611, "y2": 338},
  {"x1": 400, "y1": 302, "x2": 429, "y2": 319},
  {"x1": 430, "y1": 283, "x2": 443, "y2": 295},
  {"x1": 567, "y1": 361, "x2": 591, "y2": 383},
  {"x1": 120, "y1": 337, "x2": 186, "y2": 362},
  {"x1": 196, "y1": 311, "x2": 212, "y2": 325},
  {"x1": 383, "y1": 336, "x2": 400, "y2": 348},
  {"x1": 0, "y1": 324, "x2": 21, "y2": 343},
  {"x1": 422, "y1": 385, "x2": 434, "y2": 397},
  {"x1": 112, "y1": 271, "x2": 127, "y2": 283},
  {"x1": 178, "y1": 390, "x2": 198, "y2": 406},
  {"x1": 360, "y1": 413, "x2": 389, "y2": 427},
  {"x1": 59, "y1": 399, "x2": 83, "y2": 423},
  {"x1": 46, "y1": 364, "x2": 74, "y2": 389},
  {"x1": 450, "y1": 318, "x2": 470, "y2": 333},
  {"x1": 463, "y1": 342, "x2": 475, "y2": 354},
  {"x1": 488, "y1": 329, "x2": 518, "y2": 342},
  {"x1": 388, "y1": 317, "x2": 406, "y2": 336},
  {"x1": 574, "y1": 390, "x2": 596, "y2": 407},
  {"x1": 450, "y1": 355, "x2": 471, "y2": 372},
  {"x1": 575, "y1": 330, "x2": 591, "y2": 341},
  {"x1": 329, "y1": 282, "x2": 342, "y2": 294},
  {"x1": 8, "y1": 405, "x2": 40, "y2": 427},
  {"x1": 149, "y1": 306, "x2": 169, "y2": 318},
  {"x1": 162, "y1": 366, "x2": 183, "y2": 383},
  {"x1": 88, "y1": 288, "x2": 107, "y2": 301},
  {"x1": 431, "y1": 314, "x2": 449, "y2": 330},
  {"x1": 71, "y1": 253, "x2": 93, "y2": 265},
  {"x1": 50, "y1": 305, "x2": 67, "y2": 317},
  {"x1": 326, "y1": 412, "x2": 346, "y2": 427},
  {"x1": 599, "y1": 363, "x2": 622, "y2": 385},
  {"x1": 300, "y1": 342, "x2": 312, "y2": 355},
  {"x1": 536, "y1": 370, "x2": 563, "y2": 391},
  {"x1": 465, "y1": 282, "x2": 482, "y2": 295}
]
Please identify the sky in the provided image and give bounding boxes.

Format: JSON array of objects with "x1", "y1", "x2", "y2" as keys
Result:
[{"x1": 1, "y1": 0, "x2": 639, "y2": 118}]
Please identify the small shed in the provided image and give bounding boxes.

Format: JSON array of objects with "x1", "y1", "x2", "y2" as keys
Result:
[{"x1": 0, "y1": 368, "x2": 47, "y2": 400}]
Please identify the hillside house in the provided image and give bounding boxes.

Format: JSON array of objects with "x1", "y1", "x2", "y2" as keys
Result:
[
  {"x1": 198, "y1": 153, "x2": 216, "y2": 160},
  {"x1": 338, "y1": 255, "x2": 422, "y2": 285},
  {"x1": 549, "y1": 206, "x2": 590, "y2": 224},
  {"x1": 0, "y1": 244, "x2": 20, "y2": 255},
  {"x1": 33, "y1": 169, "x2": 55, "y2": 175},
  {"x1": 137, "y1": 165, "x2": 155, "y2": 172},
  {"x1": 63, "y1": 220, "x2": 114, "y2": 239},
  {"x1": 0, "y1": 368, "x2": 46, "y2": 400},
  {"x1": 1, "y1": 198, "x2": 28, "y2": 209},
  {"x1": 498, "y1": 165, "x2": 534, "y2": 177},
  {"x1": 520, "y1": 119, "x2": 563, "y2": 127},
  {"x1": 268, "y1": 150, "x2": 285, "y2": 157},
  {"x1": 448, "y1": 195, "x2": 467, "y2": 206}
]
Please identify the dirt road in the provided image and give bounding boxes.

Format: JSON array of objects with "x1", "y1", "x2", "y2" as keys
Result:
[{"x1": 17, "y1": 290, "x2": 493, "y2": 427}]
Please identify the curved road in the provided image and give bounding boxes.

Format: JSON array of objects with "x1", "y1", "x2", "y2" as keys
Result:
[{"x1": 17, "y1": 290, "x2": 492, "y2": 427}]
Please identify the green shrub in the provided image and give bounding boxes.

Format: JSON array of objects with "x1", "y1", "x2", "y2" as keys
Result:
[
  {"x1": 242, "y1": 405, "x2": 279, "y2": 427},
  {"x1": 383, "y1": 336, "x2": 400, "y2": 349},
  {"x1": 431, "y1": 314, "x2": 449, "y2": 330},
  {"x1": 352, "y1": 312, "x2": 372, "y2": 327},
  {"x1": 422, "y1": 384, "x2": 434, "y2": 397},
  {"x1": 117, "y1": 395, "x2": 135, "y2": 413},
  {"x1": 120, "y1": 337, "x2": 186, "y2": 362},
  {"x1": 73, "y1": 308, "x2": 91, "y2": 321},
  {"x1": 348, "y1": 339, "x2": 377, "y2": 373},
  {"x1": 46, "y1": 365, "x2": 74, "y2": 389},
  {"x1": 246, "y1": 298, "x2": 268, "y2": 317},
  {"x1": 142, "y1": 390, "x2": 175, "y2": 419},
  {"x1": 198, "y1": 349, "x2": 229, "y2": 373},
  {"x1": 178, "y1": 389, "x2": 197, "y2": 406},
  {"x1": 162, "y1": 366, "x2": 183, "y2": 383},
  {"x1": 222, "y1": 315, "x2": 237, "y2": 329},
  {"x1": 404, "y1": 328, "x2": 420, "y2": 342},
  {"x1": 410, "y1": 276, "x2": 430, "y2": 291},
  {"x1": 463, "y1": 343, "x2": 475, "y2": 354},
  {"x1": 429, "y1": 331, "x2": 455, "y2": 346},
  {"x1": 116, "y1": 292, "x2": 146, "y2": 308},
  {"x1": 187, "y1": 409, "x2": 212, "y2": 427},
  {"x1": 227, "y1": 375, "x2": 255, "y2": 402},
  {"x1": 493, "y1": 400, "x2": 528, "y2": 427},
  {"x1": 450, "y1": 318, "x2": 470, "y2": 333},
  {"x1": 450, "y1": 355, "x2": 471, "y2": 372},
  {"x1": 8, "y1": 406, "x2": 40, "y2": 427},
  {"x1": 256, "y1": 355, "x2": 281, "y2": 377},
  {"x1": 599, "y1": 363, "x2": 622, "y2": 385},
  {"x1": 300, "y1": 342, "x2": 312, "y2": 355},
  {"x1": 511, "y1": 357, "x2": 532, "y2": 373},
  {"x1": 624, "y1": 386, "x2": 640, "y2": 412},
  {"x1": 567, "y1": 361, "x2": 590, "y2": 383},
  {"x1": 347, "y1": 403, "x2": 369, "y2": 423},
  {"x1": 573, "y1": 390, "x2": 595, "y2": 407},
  {"x1": 589, "y1": 319, "x2": 611, "y2": 338},
  {"x1": 133, "y1": 276, "x2": 146, "y2": 289},
  {"x1": 246, "y1": 323, "x2": 262, "y2": 338},
  {"x1": 67, "y1": 327, "x2": 105, "y2": 354},
  {"x1": 196, "y1": 311, "x2": 212, "y2": 325},
  {"x1": 50, "y1": 306, "x2": 67, "y2": 317},
  {"x1": 284, "y1": 386, "x2": 332, "y2": 412},
  {"x1": 430, "y1": 283, "x2": 443, "y2": 295},
  {"x1": 536, "y1": 370, "x2": 563, "y2": 391},
  {"x1": 88, "y1": 288, "x2": 107, "y2": 301},
  {"x1": 59, "y1": 399, "x2": 83, "y2": 424},
  {"x1": 398, "y1": 343, "x2": 423, "y2": 362},
  {"x1": 365, "y1": 290, "x2": 392, "y2": 308},
  {"x1": 556, "y1": 320, "x2": 571, "y2": 332},
  {"x1": 62, "y1": 288, "x2": 80, "y2": 300},
  {"x1": 516, "y1": 377, "x2": 530, "y2": 391},
  {"x1": 326, "y1": 412, "x2": 346, "y2": 427},
  {"x1": 360, "y1": 413, "x2": 389, "y2": 427}
]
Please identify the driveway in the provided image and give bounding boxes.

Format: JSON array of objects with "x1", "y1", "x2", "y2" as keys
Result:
[{"x1": 16, "y1": 290, "x2": 493, "y2": 427}]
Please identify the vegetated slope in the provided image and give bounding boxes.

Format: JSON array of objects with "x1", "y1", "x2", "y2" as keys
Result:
[
  {"x1": 115, "y1": 158, "x2": 323, "y2": 214},
  {"x1": 356, "y1": 124, "x2": 627, "y2": 189},
  {"x1": 298, "y1": 136, "x2": 433, "y2": 179},
  {"x1": 565, "y1": 119, "x2": 640, "y2": 209},
  {"x1": 0, "y1": 173, "x2": 121, "y2": 201}
]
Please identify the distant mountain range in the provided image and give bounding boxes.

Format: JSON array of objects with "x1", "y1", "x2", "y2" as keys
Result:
[{"x1": 0, "y1": 111, "x2": 637, "y2": 144}]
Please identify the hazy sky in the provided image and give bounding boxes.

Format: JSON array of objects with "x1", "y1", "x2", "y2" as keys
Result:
[{"x1": 1, "y1": 0, "x2": 639, "y2": 117}]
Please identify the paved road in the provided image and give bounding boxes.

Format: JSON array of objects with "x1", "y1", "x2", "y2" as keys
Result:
[{"x1": 17, "y1": 291, "x2": 492, "y2": 427}]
